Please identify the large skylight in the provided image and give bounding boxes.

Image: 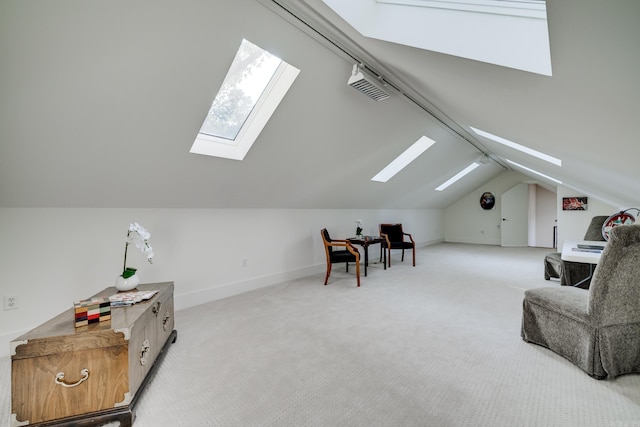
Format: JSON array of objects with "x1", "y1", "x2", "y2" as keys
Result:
[
  {"x1": 190, "y1": 39, "x2": 300, "y2": 160},
  {"x1": 371, "y1": 136, "x2": 436, "y2": 182},
  {"x1": 322, "y1": 0, "x2": 551, "y2": 75},
  {"x1": 435, "y1": 162, "x2": 480, "y2": 191},
  {"x1": 470, "y1": 127, "x2": 562, "y2": 166}
]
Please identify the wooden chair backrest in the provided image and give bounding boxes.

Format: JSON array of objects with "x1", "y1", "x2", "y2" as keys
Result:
[
  {"x1": 380, "y1": 223, "x2": 404, "y2": 242},
  {"x1": 321, "y1": 228, "x2": 334, "y2": 255}
]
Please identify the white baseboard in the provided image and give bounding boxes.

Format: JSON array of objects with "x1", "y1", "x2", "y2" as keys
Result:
[
  {"x1": 2, "y1": 248, "x2": 445, "y2": 358},
  {"x1": 0, "y1": 264, "x2": 325, "y2": 359},
  {"x1": 4, "y1": 248, "x2": 448, "y2": 358},
  {"x1": 417, "y1": 238, "x2": 444, "y2": 247},
  {"x1": 174, "y1": 264, "x2": 325, "y2": 312},
  {"x1": 174, "y1": 241, "x2": 444, "y2": 313},
  {"x1": 444, "y1": 236, "x2": 500, "y2": 245}
]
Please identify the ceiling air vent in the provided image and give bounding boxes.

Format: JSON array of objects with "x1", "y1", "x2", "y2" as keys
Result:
[{"x1": 347, "y1": 64, "x2": 390, "y2": 101}]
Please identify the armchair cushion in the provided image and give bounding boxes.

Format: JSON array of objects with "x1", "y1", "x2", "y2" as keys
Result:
[{"x1": 330, "y1": 249, "x2": 359, "y2": 263}]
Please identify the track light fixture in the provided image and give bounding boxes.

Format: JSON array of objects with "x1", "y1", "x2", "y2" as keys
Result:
[{"x1": 347, "y1": 64, "x2": 390, "y2": 101}]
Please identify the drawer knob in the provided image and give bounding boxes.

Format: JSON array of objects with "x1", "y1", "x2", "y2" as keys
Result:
[{"x1": 55, "y1": 368, "x2": 90, "y2": 388}]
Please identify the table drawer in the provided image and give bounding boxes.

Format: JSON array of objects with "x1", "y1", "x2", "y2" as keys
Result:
[{"x1": 12, "y1": 344, "x2": 129, "y2": 425}]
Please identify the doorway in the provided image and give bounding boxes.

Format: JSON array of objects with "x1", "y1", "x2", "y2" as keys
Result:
[{"x1": 501, "y1": 183, "x2": 556, "y2": 248}]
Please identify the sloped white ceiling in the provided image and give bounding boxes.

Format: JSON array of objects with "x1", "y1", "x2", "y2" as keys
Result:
[{"x1": 0, "y1": 0, "x2": 638, "y2": 210}]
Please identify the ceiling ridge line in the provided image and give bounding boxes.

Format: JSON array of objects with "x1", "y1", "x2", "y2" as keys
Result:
[{"x1": 265, "y1": 0, "x2": 507, "y2": 169}]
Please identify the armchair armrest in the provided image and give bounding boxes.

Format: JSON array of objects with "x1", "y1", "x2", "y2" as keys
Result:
[
  {"x1": 403, "y1": 232, "x2": 415, "y2": 243},
  {"x1": 380, "y1": 232, "x2": 391, "y2": 246},
  {"x1": 345, "y1": 243, "x2": 360, "y2": 258},
  {"x1": 326, "y1": 240, "x2": 360, "y2": 254}
]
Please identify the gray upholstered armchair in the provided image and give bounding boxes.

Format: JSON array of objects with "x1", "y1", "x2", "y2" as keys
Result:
[
  {"x1": 522, "y1": 224, "x2": 640, "y2": 379},
  {"x1": 544, "y1": 215, "x2": 608, "y2": 288}
]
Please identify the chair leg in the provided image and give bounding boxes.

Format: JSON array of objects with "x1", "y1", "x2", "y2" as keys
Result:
[
  {"x1": 388, "y1": 247, "x2": 392, "y2": 267},
  {"x1": 324, "y1": 262, "x2": 332, "y2": 285},
  {"x1": 412, "y1": 247, "x2": 415, "y2": 266},
  {"x1": 355, "y1": 261, "x2": 360, "y2": 287},
  {"x1": 346, "y1": 262, "x2": 349, "y2": 272},
  {"x1": 402, "y1": 249, "x2": 405, "y2": 262}
]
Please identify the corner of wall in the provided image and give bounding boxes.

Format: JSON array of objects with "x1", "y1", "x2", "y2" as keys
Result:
[{"x1": 444, "y1": 170, "x2": 528, "y2": 245}]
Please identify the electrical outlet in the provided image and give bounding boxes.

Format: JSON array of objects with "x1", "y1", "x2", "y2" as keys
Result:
[
  {"x1": 4, "y1": 295, "x2": 18, "y2": 310},
  {"x1": 242, "y1": 258, "x2": 248, "y2": 267}
]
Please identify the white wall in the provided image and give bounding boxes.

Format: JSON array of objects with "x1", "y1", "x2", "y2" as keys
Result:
[
  {"x1": 0, "y1": 208, "x2": 443, "y2": 357},
  {"x1": 556, "y1": 186, "x2": 619, "y2": 247},
  {"x1": 445, "y1": 171, "x2": 625, "y2": 249},
  {"x1": 444, "y1": 170, "x2": 530, "y2": 245}
]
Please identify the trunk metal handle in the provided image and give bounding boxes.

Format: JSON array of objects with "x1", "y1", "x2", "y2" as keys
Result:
[{"x1": 55, "y1": 368, "x2": 89, "y2": 388}]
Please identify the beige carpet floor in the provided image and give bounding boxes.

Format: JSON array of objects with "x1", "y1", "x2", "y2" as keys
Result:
[{"x1": 2, "y1": 243, "x2": 640, "y2": 426}]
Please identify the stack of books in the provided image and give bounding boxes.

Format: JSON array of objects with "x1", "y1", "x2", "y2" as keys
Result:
[
  {"x1": 74, "y1": 297, "x2": 111, "y2": 327},
  {"x1": 572, "y1": 243, "x2": 605, "y2": 253},
  {"x1": 109, "y1": 290, "x2": 159, "y2": 307}
]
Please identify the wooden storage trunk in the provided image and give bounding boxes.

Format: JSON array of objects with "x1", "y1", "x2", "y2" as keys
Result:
[{"x1": 11, "y1": 282, "x2": 176, "y2": 427}]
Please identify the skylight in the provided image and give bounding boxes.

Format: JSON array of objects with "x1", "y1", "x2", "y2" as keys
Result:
[
  {"x1": 505, "y1": 159, "x2": 562, "y2": 184},
  {"x1": 435, "y1": 162, "x2": 480, "y2": 191},
  {"x1": 323, "y1": 0, "x2": 551, "y2": 75},
  {"x1": 371, "y1": 136, "x2": 436, "y2": 182},
  {"x1": 190, "y1": 39, "x2": 300, "y2": 161},
  {"x1": 470, "y1": 127, "x2": 562, "y2": 166}
]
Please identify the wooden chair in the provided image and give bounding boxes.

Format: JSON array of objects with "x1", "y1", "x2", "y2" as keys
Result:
[
  {"x1": 379, "y1": 223, "x2": 415, "y2": 267},
  {"x1": 321, "y1": 228, "x2": 361, "y2": 287}
]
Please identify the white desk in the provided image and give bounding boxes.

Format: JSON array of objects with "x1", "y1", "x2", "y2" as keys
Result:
[
  {"x1": 561, "y1": 240, "x2": 606, "y2": 287},
  {"x1": 561, "y1": 240, "x2": 606, "y2": 263}
]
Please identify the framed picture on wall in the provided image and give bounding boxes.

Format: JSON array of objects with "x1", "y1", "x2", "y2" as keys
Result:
[
  {"x1": 479, "y1": 192, "x2": 495, "y2": 210},
  {"x1": 562, "y1": 197, "x2": 588, "y2": 211}
]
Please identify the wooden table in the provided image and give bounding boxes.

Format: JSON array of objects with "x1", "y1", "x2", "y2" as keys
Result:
[{"x1": 348, "y1": 236, "x2": 386, "y2": 276}]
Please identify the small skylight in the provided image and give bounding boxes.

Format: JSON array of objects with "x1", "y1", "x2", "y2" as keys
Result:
[
  {"x1": 470, "y1": 127, "x2": 562, "y2": 166},
  {"x1": 371, "y1": 136, "x2": 436, "y2": 182},
  {"x1": 190, "y1": 39, "x2": 300, "y2": 161},
  {"x1": 435, "y1": 162, "x2": 480, "y2": 191},
  {"x1": 505, "y1": 159, "x2": 562, "y2": 184}
]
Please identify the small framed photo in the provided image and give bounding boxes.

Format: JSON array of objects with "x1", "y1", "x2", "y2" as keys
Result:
[{"x1": 562, "y1": 197, "x2": 588, "y2": 211}]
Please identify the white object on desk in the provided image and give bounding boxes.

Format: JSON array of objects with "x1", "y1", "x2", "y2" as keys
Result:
[
  {"x1": 561, "y1": 240, "x2": 606, "y2": 264},
  {"x1": 561, "y1": 241, "x2": 606, "y2": 287}
]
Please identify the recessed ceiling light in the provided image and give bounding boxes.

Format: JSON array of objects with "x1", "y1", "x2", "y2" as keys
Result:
[
  {"x1": 435, "y1": 162, "x2": 480, "y2": 191},
  {"x1": 371, "y1": 136, "x2": 436, "y2": 182},
  {"x1": 470, "y1": 127, "x2": 561, "y2": 166},
  {"x1": 505, "y1": 159, "x2": 562, "y2": 184}
]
